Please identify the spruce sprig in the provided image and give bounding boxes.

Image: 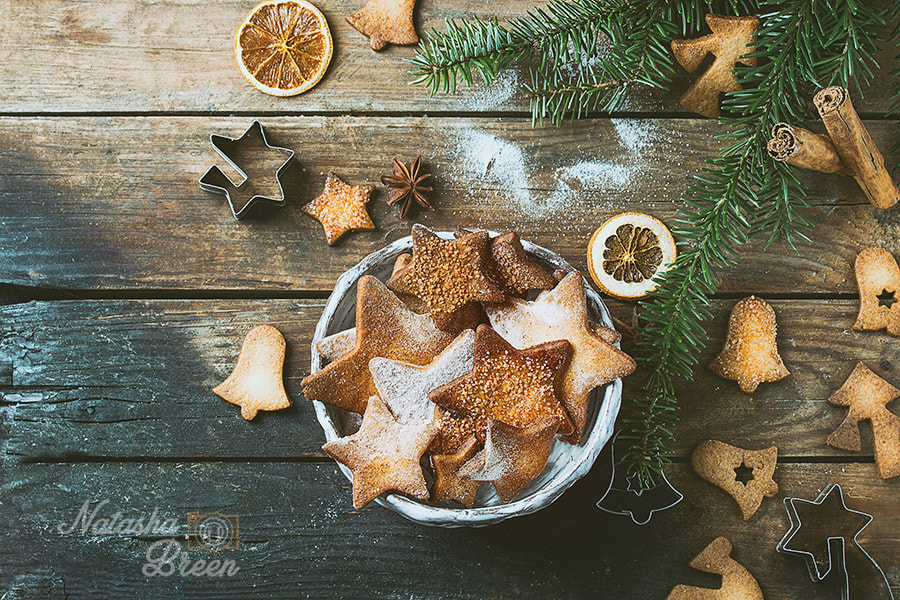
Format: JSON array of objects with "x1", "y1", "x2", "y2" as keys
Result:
[
  {"x1": 623, "y1": 0, "x2": 892, "y2": 484},
  {"x1": 410, "y1": 0, "x2": 897, "y2": 487}
]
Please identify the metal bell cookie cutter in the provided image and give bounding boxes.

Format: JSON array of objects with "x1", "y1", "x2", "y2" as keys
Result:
[
  {"x1": 596, "y1": 432, "x2": 683, "y2": 525},
  {"x1": 199, "y1": 121, "x2": 295, "y2": 219},
  {"x1": 777, "y1": 483, "x2": 894, "y2": 600}
]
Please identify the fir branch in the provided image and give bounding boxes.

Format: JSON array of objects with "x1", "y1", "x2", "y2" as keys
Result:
[{"x1": 622, "y1": 0, "x2": 895, "y2": 485}]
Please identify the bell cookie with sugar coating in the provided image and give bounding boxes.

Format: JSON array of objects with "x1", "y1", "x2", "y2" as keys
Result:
[
  {"x1": 323, "y1": 396, "x2": 435, "y2": 509},
  {"x1": 302, "y1": 172, "x2": 375, "y2": 246},
  {"x1": 852, "y1": 246, "x2": 900, "y2": 336},
  {"x1": 666, "y1": 537, "x2": 763, "y2": 600},
  {"x1": 347, "y1": 0, "x2": 419, "y2": 51},
  {"x1": 709, "y1": 296, "x2": 790, "y2": 393},
  {"x1": 671, "y1": 14, "x2": 760, "y2": 118},
  {"x1": 213, "y1": 324, "x2": 292, "y2": 420},
  {"x1": 692, "y1": 440, "x2": 778, "y2": 520},
  {"x1": 387, "y1": 225, "x2": 507, "y2": 330},
  {"x1": 486, "y1": 272, "x2": 636, "y2": 442},
  {"x1": 370, "y1": 329, "x2": 476, "y2": 427},
  {"x1": 301, "y1": 275, "x2": 455, "y2": 414},
  {"x1": 431, "y1": 436, "x2": 483, "y2": 507},
  {"x1": 429, "y1": 324, "x2": 574, "y2": 442},
  {"x1": 827, "y1": 362, "x2": 900, "y2": 479},
  {"x1": 458, "y1": 418, "x2": 560, "y2": 503}
]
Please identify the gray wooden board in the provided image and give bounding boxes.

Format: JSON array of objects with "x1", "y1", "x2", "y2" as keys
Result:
[
  {"x1": 2, "y1": 298, "x2": 898, "y2": 463},
  {"x1": 0, "y1": 460, "x2": 896, "y2": 599},
  {"x1": 1, "y1": 0, "x2": 896, "y2": 115},
  {"x1": 0, "y1": 117, "x2": 897, "y2": 294}
]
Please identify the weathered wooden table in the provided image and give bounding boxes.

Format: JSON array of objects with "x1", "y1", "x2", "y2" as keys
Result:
[{"x1": 1, "y1": 1, "x2": 898, "y2": 598}]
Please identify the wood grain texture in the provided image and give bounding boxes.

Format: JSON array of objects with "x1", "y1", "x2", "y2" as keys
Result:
[
  {"x1": 1, "y1": 0, "x2": 896, "y2": 115},
  {"x1": 0, "y1": 460, "x2": 896, "y2": 599},
  {"x1": 1, "y1": 116, "x2": 897, "y2": 293},
  {"x1": 2, "y1": 298, "x2": 898, "y2": 463}
]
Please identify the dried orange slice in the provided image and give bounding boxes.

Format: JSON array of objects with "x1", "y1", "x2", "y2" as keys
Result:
[
  {"x1": 587, "y1": 212, "x2": 676, "y2": 300},
  {"x1": 235, "y1": 0, "x2": 333, "y2": 97}
]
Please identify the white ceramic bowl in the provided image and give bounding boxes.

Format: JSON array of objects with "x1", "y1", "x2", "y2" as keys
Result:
[{"x1": 309, "y1": 230, "x2": 622, "y2": 527}]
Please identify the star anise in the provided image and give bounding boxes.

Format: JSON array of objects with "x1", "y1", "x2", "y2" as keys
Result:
[{"x1": 381, "y1": 156, "x2": 434, "y2": 218}]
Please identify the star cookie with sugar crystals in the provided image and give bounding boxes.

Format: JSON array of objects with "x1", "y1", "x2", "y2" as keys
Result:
[
  {"x1": 490, "y1": 232, "x2": 558, "y2": 296},
  {"x1": 431, "y1": 436, "x2": 482, "y2": 507},
  {"x1": 458, "y1": 418, "x2": 559, "y2": 503},
  {"x1": 387, "y1": 225, "x2": 507, "y2": 330},
  {"x1": 710, "y1": 296, "x2": 790, "y2": 393},
  {"x1": 302, "y1": 172, "x2": 375, "y2": 246},
  {"x1": 302, "y1": 275, "x2": 455, "y2": 414},
  {"x1": 213, "y1": 324, "x2": 292, "y2": 420},
  {"x1": 431, "y1": 408, "x2": 479, "y2": 455},
  {"x1": 370, "y1": 329, "x2": 476, "y2": 427},
  {"x1": 347, "y1": 0, "x2": 419, "y2": 51},
  {"x1": 428, "y1": 324, "x2": 573, "y2": 442},
  {"x1": 485, "y1": 272, "x2": 636, "y2": 443},
  {"x1": 323, "y1": 396, "x2": 435, "y2": 509}
]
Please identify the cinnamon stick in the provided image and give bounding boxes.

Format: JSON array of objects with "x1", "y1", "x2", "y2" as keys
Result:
[
  {"x1": 814, "y1": 86, "x2": 899, "y2": 209},
  {"x1": 766, "y1": 123, "x2": 850, "y2": 175}
]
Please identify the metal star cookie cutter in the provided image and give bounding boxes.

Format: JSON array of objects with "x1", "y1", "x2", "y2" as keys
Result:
[
  {"x1": 596, "y1": 431, "x2": 683, "y2": 525},
  {"x1": 776, "y1": 483, "x2": 894, "y2": 600},
  {"x1": 199, "y1": 120, "x2": 295, "y2": 219}
]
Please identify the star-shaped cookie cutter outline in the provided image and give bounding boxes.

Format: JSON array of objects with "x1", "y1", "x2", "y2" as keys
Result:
[
  {"x1": 199, "y1": 120, "x2": 295, "y2": 220},
  {"x1": 776, "y1": 483, "x2": 894, "y2": 600}
]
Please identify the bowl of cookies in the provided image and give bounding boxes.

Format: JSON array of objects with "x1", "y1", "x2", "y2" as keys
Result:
[{"x1": 302, "y1": 225, "x2": 635, "y2": 527}]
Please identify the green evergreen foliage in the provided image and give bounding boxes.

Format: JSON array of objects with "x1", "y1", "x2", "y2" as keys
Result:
[{"x1": 411, "y1": 0, "x2": 899, "y2": 485}]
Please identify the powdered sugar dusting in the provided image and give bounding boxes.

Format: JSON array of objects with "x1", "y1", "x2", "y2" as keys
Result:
[
  {"x1": 458, "y1": 70, "x2": 521, "y2": 111},
  {"x1": 370, "y1": 330, "x2": 476, "y2": 427},
  {"x1": 447, "y1": 119, "x2": 673, "y2": 220}
]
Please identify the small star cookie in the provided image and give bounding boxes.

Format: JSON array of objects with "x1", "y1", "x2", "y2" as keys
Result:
[
  {"x1": 431, "y1": 436, "x2": 482, "y2": 507},
  {"x1": 428, "y1": 324, "x2": 573, "y2": 441},
  {"x1": 387, "y1": 225, "x2": 507, "y2": 330},
  {"x1": 213, "y1": 324, "x2": 291, "y2": 420},
  {"x1": 302, "y1": 172, "x2": 375, "y2": 246},
  {"x1": 370, "y1": 329, "x2": 476, "y2": 427},
  {"x1": 301, "y1": 276, "x2": 455, "y2": 414},
  {"x1": 347, "y1": 0, "x2": 419, "y2": 51},
  {"x1": 323, "y1": 396, "x2": 435, "y2": 509},
  {"x1": 458, "y1": 418, "x2": 560, "y2": 503},
  {"x1": 485, "y1": 272, "x2": 636, "y2": 442}
]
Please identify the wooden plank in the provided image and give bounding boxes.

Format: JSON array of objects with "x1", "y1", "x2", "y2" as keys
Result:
[
  {"x1": 1, "y1": 116, "x2": 898, "y2": 294},
  {"x1": 1, "y1": 0, "x2": 896, "y2": 115},
  {"x1": 2, "y1": 298, "x2": 897, "y2": 463},
  {"x1": 0, "y1": 460, "x2": 896, "y2": 599}
]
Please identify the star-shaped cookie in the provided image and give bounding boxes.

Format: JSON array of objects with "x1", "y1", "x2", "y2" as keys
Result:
[
  {"x1": 302, "y1": 172, "x2": 375, "y2": 246},
  {"x1": 431, "y1": 436, "x2": 482, "y2": 507},
  {"x1": 490, "y1": 232, "x2": 558, "y2": 296},
  {"x1": 323, "y1": 396, "x2": 435, "y2": 509},
  {"x1": 459, "y1": 418, "x2": 559, "y2": 503},
  {"x1": 346, "y1": 0, "x2": 419, "y2": 51},
  {"x1": 428, "y1": 324, "x2": 573, "y2": 442},
  {"x1": 370, "y1": 329, "x2": 476, "y2": 427},
  {"x1": 387, "y1": 225, "x2": 507, "y2": 330},
  {"x1": 431, "y1": 408, "x2": 479, "y2": 455},
  {"x1": 485, "y1": 272, "x2": 636, "y2": 442},
  {"x1": 301, "y1": 275, "x2": 455, "y2": 414}
]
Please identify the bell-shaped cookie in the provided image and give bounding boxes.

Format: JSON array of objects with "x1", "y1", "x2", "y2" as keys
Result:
[
  {"x1": 692, "y1": 440, "x2": 778, "y2": 520},
  {"x1": 710, "y1": 296, "x2": 790, "y2": 393},
  {"x1": 213, "y1": 325, "x2": 291, "y2": 420},
  {"x1": 853, "y1": 246, "x2": 900, "y2": 336}
]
